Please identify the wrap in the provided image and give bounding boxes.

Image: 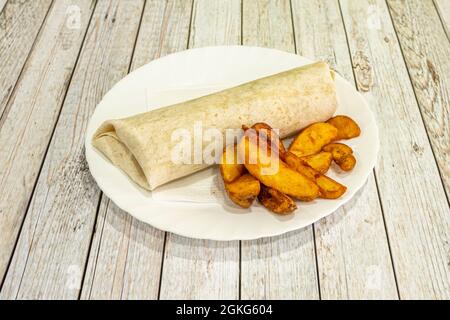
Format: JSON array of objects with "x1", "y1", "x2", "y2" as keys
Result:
[{"x1": 92, "y1": 62, "x2": 337, "y2": 190}]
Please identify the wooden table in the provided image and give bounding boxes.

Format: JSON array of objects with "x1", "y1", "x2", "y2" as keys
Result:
[{"x1": 0, "y1": 0, "x2": 448, "y2": 300}]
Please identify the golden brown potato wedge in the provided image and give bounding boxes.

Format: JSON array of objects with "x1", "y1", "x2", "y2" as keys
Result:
[
  {"x1": 289, "y1": 122, "x2": 338, "y2": 157},
  {"x1": 300, "y1": 151, "x2": 333, "y2": 174},
  {"x1": 224, "y1": 173, "x2": 260, "y2": 208},
  {"x1": 327, "y1": 115, "x2": 361, "y2": 140},
  {"x1": 220, "y1": 144, "x2": 246, "y2": 183},
  {"x1": 315, "y1": 175, "x2": 347, "y2": 199},
  {"x1": 323, "y1": 142, "x2": 356, "y2": 171},
  {"x1": 283, "y1": 151, "x2": 346, "y2": 199},
  {"x1": 258, "y1": 184, "x2": 297, "y2": 214},
  {"x1": 238, "y1": 134, "x2": 320, "y2": 201},
  {"x1": 250, "y1": 122, "x2": 286, "y2": 154}
]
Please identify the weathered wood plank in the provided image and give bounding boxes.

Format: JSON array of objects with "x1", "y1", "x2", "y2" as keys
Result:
[
  {"x1": 240, "y1": 0, "x2": 319, "y2": 300},
  {"x1": 291, "y1": 0, "x2": 398, "y2": 299},
  {"x1": 0, "y1": 0, "x2": 7, "y2": 14},
  {"x1": 434, "y1": 0, "x2": 450, "y2": 39},
  {"x1": 158, "y1": 0, "x2": 241, "y2": 300},
  {"x1": 387, "y1": 0, "x2": 450, "y2": 198},
  {"x1": 81, "y1": 0, "x2": 193, "y2": 300},
  {"x1": 340, "y1": 0, "x2": 450, "y2": 299},
  {"x1": 0, "y1": 0, "x2": 52, "y2": 117},
  {"x1": 0, "y1": 0, "x2": 96, "y2": 289},
  {"x1": 0, "y1": 0, "x2": 144, "y2": 299}
]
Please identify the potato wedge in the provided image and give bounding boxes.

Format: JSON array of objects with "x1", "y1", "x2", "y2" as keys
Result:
[
  {"x1": 258, "y1": 185, "x2": 297, "y2": 214},
  {"x1": 220, "y1": 144, "x2": 246, "y2": 183},
  {"x1": 224, "y1": 173, "x2": 260, "y2": 208},
  {"x1": 300, "y1": 151, "x2": 333, "y2": 174},
  {"x1": 315, "y1": 175, "x2": 347, "y2": 199},
  {"x1": 250, "y1": 122, "x2": 286, "y2": 154},
  {"x1": 289, "y1": 122, "x2": 338, "y2": 157},
  {"x1": 283, "y1": 151, "x2": 346, "y2": 199},
  {"x1": 239, "y1": 134, "x2": 319, "y2": 201},
  {"x1": 327, "y1": 115, "x2": 361, "y2": 140},
  {"x1": 323, "y1": 142, "x2": 356, "y2": 171}
]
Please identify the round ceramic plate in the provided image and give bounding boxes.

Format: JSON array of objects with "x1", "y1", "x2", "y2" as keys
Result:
[{"x1": 85, "y1": 46, "x2": 379, "y2": 241}]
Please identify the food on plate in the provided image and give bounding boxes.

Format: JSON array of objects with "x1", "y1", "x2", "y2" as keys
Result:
[
  {"x1": 288, "y1": 122, "x2": 338, "y2": 157},
  {"x1": 283, "y1": 151, "x2": 346, "y2": 199},
  {"x1": 300, "y1": 151, "x2": 333, "y2": 174},
  {"x1": 249, "y1": 122, "x2": 286, "y2": 155},
  {"x1": 323, "y1": 143, "x2": 356, "y2": 171},
  {"x1": 258, "y1": 185, "x2": 297, "y2": 214},
  {"x1": 92, "y1": 62, "x2": 337, "y2": 190},
  {"x1": 327, "y1": 115, "x2": 361, "y2": 140},
  {"x1": 238, "y1": 133, "x2": 320, "y2": 201},
  {"x1": 224, "y1": 173, "x2": 260, "y2": 208},
  {"x1": 92, "y1": 56, "x2": 362, "y2": 215},
  {"x1": 220, "y1": 144, "x2": 245, "y2": 183}
]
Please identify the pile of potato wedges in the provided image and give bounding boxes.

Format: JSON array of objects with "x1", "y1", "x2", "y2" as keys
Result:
[{"x1": 219, "y1": 115, "x2": 361, "y2": 214}]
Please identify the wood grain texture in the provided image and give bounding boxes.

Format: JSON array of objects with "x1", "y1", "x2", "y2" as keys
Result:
[
  {"x1": 0, "y1": 0, "x2": 7, "y2": 14},
  {"x1": 434, "y1": 0, "x2": 450, "y2": 39},
  {"x1": 340, "y1": 0, "x2": 450, "y2": 299},
  {"x1": 240, "y1": 0, "x2": 319, "y2": 300},
  {"x1": 387, "y1": 0, "x2": 450, "y2": 198},
  {"x1": 0, "y1": 0, "x2": 52, "y2": 117},
  {"x1": 0, "y1": 0, "x2": 95, "y2": 288},
  {"x1": 0, "y1": 0, "x2": 143, "y2": 299},
  {"x1": 158, "y1": 0, "x2": 241, "y2": 300},
  {"x1": 81, "y1": 0, "x2": 193, "y2": 300},
  {"x1": 291, "y1": 0, "x2": 398, "y2": 299}
]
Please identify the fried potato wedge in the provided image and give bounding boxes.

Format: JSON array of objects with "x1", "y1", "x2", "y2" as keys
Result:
[
  {"x1": 239, "y1": 134, "x2": 320, "y2": 201},
  {"x1": 300, "y1": 151, "x2": 333, "y2": 174},
  {"x1": 283, "y1": 151, "x2": 346, "y2": 199},
  {"x1": 315, "y1": 175, "x2": 348, "y2": 199},
  {"x1": 327, "y1": 115, "x2": 361, "y2": 140},
  {"x1": 250, "y1": 122, "x2": 286, "y2": 154},
  {"x1": 220, "y1": 144, "x2": 246, "y2": 183},
  {"x1": 224, "y1": 173, "x2": 260, "y2": 208},
  {"x1": 289, "y1": 122, "x2": 338, "y2": 157},
  {"x1": 258, "y1": 185, "x2": 297, "y2": 214},
  {"x1": 323, "y1": 142, "x2": 356, "y2": 171}
]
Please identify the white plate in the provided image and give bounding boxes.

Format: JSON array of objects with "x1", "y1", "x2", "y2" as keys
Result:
[{"x1": 85, "y1": 46, "x2": 379, "y2": 241}]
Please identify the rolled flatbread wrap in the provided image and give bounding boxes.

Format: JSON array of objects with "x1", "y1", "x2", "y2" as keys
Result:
[{"x1": 92, "y1": 61, "x2": 337, "y2": 190}]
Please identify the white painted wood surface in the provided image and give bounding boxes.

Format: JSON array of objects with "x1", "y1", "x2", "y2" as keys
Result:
[
  {"x1": 434, "y1": 0, "x2": 450, "y2": 39},
  {"x1": 340, "y1": 0, "x2": 450, "y2": 299},
  {"x1": 387, "y1": 0, "x2": 450, "y2": 198},
  {"x1": 0, "y1": 0, "x2": 96, "y2": 289},
  {"x1": 291, "y1": 0, "x2": 398, "y2": 300},
  {"x1": 0, "y1": 0, "x2": 449, "y2": 300},
  {"x1": 0, "y1": 0, "x2": 7, "y2": 14},
  {"x1": 0, "y1": 0, "x2": 52, "y2": 116},
  {"x1": 159, "y1": 0, "x2": 241, "y2": 300},
  {"x1": 0, "y1": 0, "x2": 142, "y2": 299},
  {"x1": 82, "y1": 0, "x2": 193, "y2": 300}
]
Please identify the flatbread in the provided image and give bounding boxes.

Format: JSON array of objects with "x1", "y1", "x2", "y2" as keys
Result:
[{"x1": 92, "y1": 62, "x2": 337, "y2": 190}]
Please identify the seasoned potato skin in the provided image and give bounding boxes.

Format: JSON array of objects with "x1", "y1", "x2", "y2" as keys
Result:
[
  {"x1": 289, "y1": 122, "x2": 338, "y2": 157},
  {"x1": 250, "y1": 122, "x2": 286, "y2": 154},
  {"x1": 220, "y1": 118, "x2": 359, "y2": 211},
  {"x1": 220, "y1": 144, "x2": 245, "y2": 183},
  {"x1": 327, "y1": 115, "x2": 361, "y2": 140},
  {"x1": 323, "y1": 142, "x2": 356, "y2": 171},
  {"x1": 283, "y1": 151, "x2": 346, "y2": 199},
  {"x1": 224, "y1": 173, "x2": 260, "y2": 208},
  {"x1": 258, "y1": 185, "x2": 297, "y2": 214},
  {"x1": 300, "y1": 151, "x2": 333, "y2": 174},
  {"x1": 239, "y1": 134, "x2": 320, "y2": 201}
]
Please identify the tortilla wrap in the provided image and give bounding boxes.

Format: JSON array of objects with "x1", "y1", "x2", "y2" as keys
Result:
[{"x1": 92, "y1": 61, "x2": 337, "y2": 190}]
